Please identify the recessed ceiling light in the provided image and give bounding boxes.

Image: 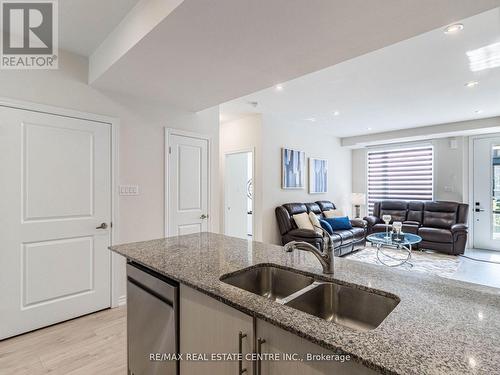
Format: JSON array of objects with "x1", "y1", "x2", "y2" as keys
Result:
[
  {"x1": 467, "y1": 42, "x2": 500, "y2": 72},
  {"x1": 475, "y1": 110, "x2": 483, "y2": 114},
  {"x1": 275, "y1": 84, "x2": 284, "y2": 91},
  {"x1": 367, "y1": 127, "x2": 372, "y2": 131},
  {"x1": 444, "y1": 23, "x2": 464, "y2": 34},
  {"x1": 305, "y1": 117, "x2": 316, "y2": 122},
  {"x1": 465, "y1": 81, "x2": 479, "y2": 88},
  {"x1": 333, "y1": 111, "x2": 340, "y2": 116}
]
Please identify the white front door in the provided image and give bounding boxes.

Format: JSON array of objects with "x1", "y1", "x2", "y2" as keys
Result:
[
  {"x1": 473, "y1": 136, "x2": 500, "y2": 251},
  {"x1": 167, "y1": 130, "x2": 209, "y2": 236},
  {"x1": 0, "y1": 106, "x2": 111, "y2": 339},
  {"x1": 224, "y1": 152, "x2": 253, "y2": 239}
]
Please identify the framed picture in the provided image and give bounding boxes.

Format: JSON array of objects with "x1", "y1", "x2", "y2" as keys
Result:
[
  {"x1": 281, "y1": 148, "x2": 306, "y2": 189},
  {"x1": 309, "y1": 158, "x2": 328, "y2": 194}
]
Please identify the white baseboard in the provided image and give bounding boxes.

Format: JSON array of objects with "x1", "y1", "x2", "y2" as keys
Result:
[{"x1": 117, "y1": 295, "x2": 127, "y2": 306}]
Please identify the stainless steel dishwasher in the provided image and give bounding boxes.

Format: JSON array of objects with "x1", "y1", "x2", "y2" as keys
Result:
[{"x1": 127, "y1": 262, "x2": 179, "y2": 375}]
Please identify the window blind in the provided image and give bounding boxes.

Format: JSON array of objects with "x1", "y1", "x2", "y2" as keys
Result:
[{"x1": 367, "y1": 146, "x2": 434, "y2": 214}]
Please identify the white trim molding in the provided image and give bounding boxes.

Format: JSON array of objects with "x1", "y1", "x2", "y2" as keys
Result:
[
  {"x1": 117, "y1": 295, "x2": 127, "y2": 307},
  {"x1": 222, "y1": 147, "x2": 256, "y2": 239},
  {"x1": 468, "y1": 133, "x2": 500, "y2": 250}
]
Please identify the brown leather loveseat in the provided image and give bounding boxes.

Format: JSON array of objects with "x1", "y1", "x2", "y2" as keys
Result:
[
  {"x1": 364, "y1": 200, "x2": 469, "y2": 255},
  {"x1": 275, "y1": 201, "x2": 366, "y2": 256}
]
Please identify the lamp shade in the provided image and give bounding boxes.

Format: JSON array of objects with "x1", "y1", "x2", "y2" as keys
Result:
[{"x1": 352, "y1": 193, "x2": 366, "y2": 206}]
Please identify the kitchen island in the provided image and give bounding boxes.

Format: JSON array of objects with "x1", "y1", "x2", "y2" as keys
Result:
[{"x1": 110, "y1": 232, "x2": 500, "y2": 374}]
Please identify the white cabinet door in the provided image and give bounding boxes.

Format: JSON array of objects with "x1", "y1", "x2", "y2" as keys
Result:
[
  {"x1": 0, "y1": 106, "x2": 111, "y2": 339},
  {"x1": 180, "y1": 285, "x2": 254, "y2": 375},
  {"x1": 167, "y1": 131, "x2": 209, "y2": 236},
  {"x1": 256, "y1": 319, "x2": 376, "y2": 375}
]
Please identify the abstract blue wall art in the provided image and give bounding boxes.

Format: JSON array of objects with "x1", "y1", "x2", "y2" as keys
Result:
[
  {"x1": 281, "y1": 148, "x2": 306, "y2": 189},
  {"x1": 309, "y1": 158, "x2": 328, "y2": 194}
]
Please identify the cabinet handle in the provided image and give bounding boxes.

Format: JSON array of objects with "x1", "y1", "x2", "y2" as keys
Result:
[
  {"x1": 238, "y1": 331, "x2": 247, "y2": 374},
  {"x1": 257, "y1": 337, "x2": 266, "y2": 375}
]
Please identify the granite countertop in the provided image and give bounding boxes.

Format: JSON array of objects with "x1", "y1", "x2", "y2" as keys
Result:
[{"x1": 110, "y1": 232, "x2": 500, "y2": 375}]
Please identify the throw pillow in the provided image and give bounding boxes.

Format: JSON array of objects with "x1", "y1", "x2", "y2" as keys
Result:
[
  {"x1": 319, "y1": 219, "x2": 333, "y2": 235},
  {"x1": 292, "y1": 212, "x2": 314, "y2": 230},
  {"x1": 308, "y1": 212, "x2": 322, "y2": 233},
  {"x1": 324, "y1": 216, "x2": 353, "y2": 230},
  {"x1": 323, "y1": 209, "x2": 344, "y2": 218}
]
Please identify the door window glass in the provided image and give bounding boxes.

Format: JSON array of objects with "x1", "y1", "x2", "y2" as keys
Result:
[{"x1": 492, "y1": 146, "x2": 500, "y2": 239}]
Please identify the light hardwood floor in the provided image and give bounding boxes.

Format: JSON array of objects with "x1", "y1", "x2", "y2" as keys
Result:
[{"x1": 0, "y1": 307, "x2": 126, "y2": 375}]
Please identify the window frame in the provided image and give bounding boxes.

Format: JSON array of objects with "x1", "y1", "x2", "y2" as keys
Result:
[{"x1": 365, "y1": 143, "x2": 435, "y2": 214}]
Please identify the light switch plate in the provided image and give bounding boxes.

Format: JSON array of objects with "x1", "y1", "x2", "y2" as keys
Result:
[{"x1": 119, "y1": 185, "x2": 139, "y2": 196}]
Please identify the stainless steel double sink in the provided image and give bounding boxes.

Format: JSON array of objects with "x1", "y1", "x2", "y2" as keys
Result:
[{"x1": 220, "y1": 265, "x2": 399, "y2": 331}]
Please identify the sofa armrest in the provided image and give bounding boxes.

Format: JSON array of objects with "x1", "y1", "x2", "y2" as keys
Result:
[
  {"x1": 451, "y1": 223, "x2": 468, "y2": 255},
  {"x1": 363, "y1": 215, "x2": 381, "y2": 227},
  {"x1": 403, "y1": 221, "x2": 420, "y2": 235},
  {"x1": 350, "y1": 219, "x2": 367, "y2": 228},
  {"x1": 451, "y1": 223, "x2": 468, "y2": 233},
  {"x1": 287, "y1": 228, "x2": 322, "y2": 239}
]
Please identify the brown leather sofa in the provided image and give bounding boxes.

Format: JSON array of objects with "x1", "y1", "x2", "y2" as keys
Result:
[
  {"x1": 364, "y1": 200, "x2": 469, "y2": 255},
  {"x1": 275, "y1": 201, "x2": 366, "y2": 256}
]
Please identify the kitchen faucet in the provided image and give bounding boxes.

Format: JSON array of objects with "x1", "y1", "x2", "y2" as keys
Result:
[{"x1": 283, "y1": 226, "x2": 334, "y2": 274}]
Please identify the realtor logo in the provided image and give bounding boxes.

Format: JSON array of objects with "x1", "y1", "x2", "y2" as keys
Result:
[{"x1": 1, "y1": 0, "x2": 58, "y2": 69}]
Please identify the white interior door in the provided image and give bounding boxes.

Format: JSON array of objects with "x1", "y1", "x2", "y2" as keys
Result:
[
  {"x1": 0, "y1": 106, "x2": 111, "y2": 339},
  {"x1": 473, "y1": 136, "x2": 500, "y2": 251},
  {"x1": 224, "y1": 152, "x2": 252, "y2": 239},
  {"x1": 167, "y1": 131, "x2": 209, "y2": 236}
]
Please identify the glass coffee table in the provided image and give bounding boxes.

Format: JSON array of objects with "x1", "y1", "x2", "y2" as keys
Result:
[{"x1": 366, "y1": 232, "x2": 422, "y2": 267}]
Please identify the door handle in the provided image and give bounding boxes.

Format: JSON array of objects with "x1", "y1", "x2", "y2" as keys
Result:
[
  {"x1": 96, "y1": 222, "x2": 108, "y2": 229},
  {"x1": 257, "y1": 337, "x2": 266, "y2": 375},
  {"x1": 238, "y1": 331, "x2": 247, "y2": 374},
  {"x1": 200, "y1": 214, "x2": 208, "y2": 219},
  {"x1": 475, "y1": 208, "x2": 485, "y2": 212}
]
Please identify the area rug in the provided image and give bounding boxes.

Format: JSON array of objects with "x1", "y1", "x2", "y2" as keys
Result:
[{"x1": 345, "y1": 246, "x2": 461, "y2": 278}]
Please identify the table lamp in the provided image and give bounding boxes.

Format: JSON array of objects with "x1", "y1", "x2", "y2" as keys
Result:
[{"x1": 351, "y1": 193, "x2": 366, "y2": 218}]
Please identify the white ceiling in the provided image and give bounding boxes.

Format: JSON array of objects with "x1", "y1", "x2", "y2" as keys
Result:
[
  {"x1": 90, "y1": 0, "x2": 500, "y2": 111},
  {"x1": 59, "y1": 0, "x2": 138, "y2": 56},
  {"x1": 221, "y1": 8, "x2": 500, "y2": 138}
]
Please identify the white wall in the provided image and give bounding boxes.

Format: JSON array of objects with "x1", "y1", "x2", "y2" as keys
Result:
[
  {"x1": 261, "y1": 115, "x2": 352, "y2": 245},
  {"x1": 220, "y1": 114, "x2": 263, "y2": 241},
  {"x1": 351, "y1": 148, "x2": 368, "y2": 218},
  {"x1": 433, "y1": 137, "x2": 468, "y2": 202},
  {"x1": 110, "y1": 93, "x2": 220, "y2": 241},
  {"x1": 352, "y1": 137, "x2": 469, "y2": 208},
  {"x1": 220, "y1": 114, "x2": 353, "y2": 245},
  {"x1": 0, "y1": 50, "x2": 220, "y2": 304}
]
